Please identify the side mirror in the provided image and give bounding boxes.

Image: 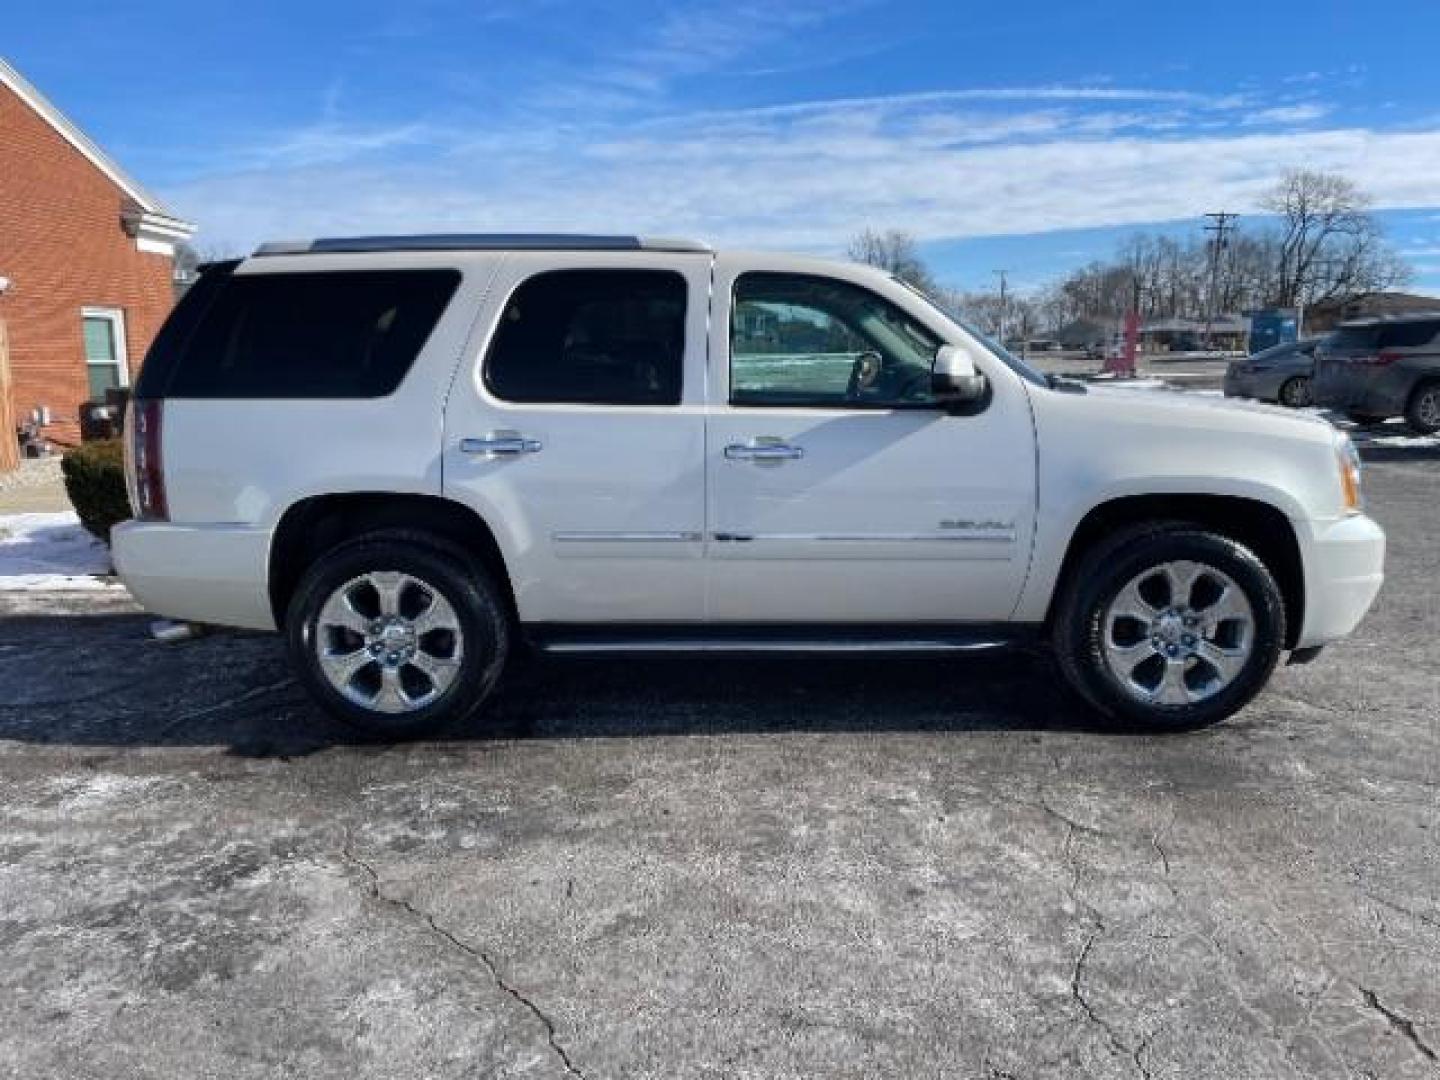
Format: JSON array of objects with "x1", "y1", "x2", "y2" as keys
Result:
[{"x1": 931, "y1": 344, "x2": 987, "y2": 405}]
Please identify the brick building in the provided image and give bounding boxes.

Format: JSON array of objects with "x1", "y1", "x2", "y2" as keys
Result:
[{"x1": 0, "y1": 57, "x2": 193, "y2": 458}]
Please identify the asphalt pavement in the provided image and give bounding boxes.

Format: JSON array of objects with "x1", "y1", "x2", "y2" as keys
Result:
[{"x1": 0, "y1": 443, "x2": 1436, "y2": 1079}]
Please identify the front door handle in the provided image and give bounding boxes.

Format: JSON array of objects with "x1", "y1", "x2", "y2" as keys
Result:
[
  {"x1": 725, "y1": 440, "x2": 805, "y2": 463},
  {"x1": 460, "y1": 432, "x2": 543, "y2": 457}
]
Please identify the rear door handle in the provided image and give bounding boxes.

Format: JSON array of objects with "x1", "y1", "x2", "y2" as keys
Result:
[
  {"x1": 724, "y1": 440, "x2": 804, "y2": 462},
  {"x1": 460, "y1": 432, "x2": 543, "y2": 457}
]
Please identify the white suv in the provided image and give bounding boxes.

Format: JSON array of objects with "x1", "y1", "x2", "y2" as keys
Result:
[{"x1": 114, "y1": 234, "x2": 1385, "y2": 737}]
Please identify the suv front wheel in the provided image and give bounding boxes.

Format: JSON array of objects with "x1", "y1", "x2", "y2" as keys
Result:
[
  {"x1": 1054, "y1": 524, "x2": 1286, "y2": 730},
  {"x1": 285, "y1": 530, "x2": 510, "y2": 738}
]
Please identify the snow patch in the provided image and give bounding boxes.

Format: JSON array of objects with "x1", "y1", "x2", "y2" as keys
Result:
[
  {"x1": 0, "y1": 512, "x2": 120, "y2": 591},
  {"x1": 1362, "y1": 432, "x2": 1440, "y2": 449}
]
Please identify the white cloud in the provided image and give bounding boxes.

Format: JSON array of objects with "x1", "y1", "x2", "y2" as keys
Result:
[
  {"x1": 232, "y1": 122, "x2": 442, "y2": 170},
  {"x1": 1241, "y1": 103, "x2": 1331, "y2": 126},
  {"x1": 169, "y1": 109, "x2": 1440, "y2": 258}
]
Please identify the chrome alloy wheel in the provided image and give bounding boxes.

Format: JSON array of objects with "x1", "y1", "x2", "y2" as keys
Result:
[
  {"x1": 1416, "y1": 385, "x2": 1440, "y2": 428},
  {"x1": 1101, "y1": 560, "x2": 1254, "y2": 706},
  {"x1": 315, "y1": 571, "x2": 463, "y2": 714}
]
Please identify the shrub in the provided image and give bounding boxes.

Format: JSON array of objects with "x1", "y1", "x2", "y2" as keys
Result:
[{"x1": 61, "y1": 439, "x2": 131, "y2": 543}]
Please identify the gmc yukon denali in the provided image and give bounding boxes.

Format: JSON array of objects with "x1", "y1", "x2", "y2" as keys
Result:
[{"x1": 114, "y1": 234, "x2": 1385, "y2": 737}]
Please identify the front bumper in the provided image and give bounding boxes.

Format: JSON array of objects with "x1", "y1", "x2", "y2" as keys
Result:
[
  {"x1": 112, "y1": 520, "x2": 276, "y2": 631},
  {"x1": 1297, "y1": 513, "x2": 1385, "y2": 649}
]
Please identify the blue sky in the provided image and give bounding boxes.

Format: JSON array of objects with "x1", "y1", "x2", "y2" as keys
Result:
[{"x1": 9, "y1": 1, "x2": 1440, "y2": 294}]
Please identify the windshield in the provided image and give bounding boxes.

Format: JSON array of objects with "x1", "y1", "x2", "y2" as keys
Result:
[{"x1": 892, "y1": 277, "x2": 1049, "y2": 387}]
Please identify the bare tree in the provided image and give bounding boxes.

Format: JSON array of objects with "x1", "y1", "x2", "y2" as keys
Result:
[
  {"x1": 847, "y1": 228, "x2": 938, "y2": 295},
  {"x1": 1038, "y1": 172, "x2": 1411, "y2": 327},
  {"x1": 938, "y1": 287, "x2": 1039, "y2": 341},
  {"x1": 173, "y1": 240, "x2": 242, "y2": 280},
  {"x1": 1262, "y1": 169, "x2": 1411, "y2": 306}
]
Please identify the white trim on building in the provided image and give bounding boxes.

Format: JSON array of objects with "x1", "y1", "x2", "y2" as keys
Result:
[{"x1": 0, "y1": 56, "x2": 195, "y2": 256}]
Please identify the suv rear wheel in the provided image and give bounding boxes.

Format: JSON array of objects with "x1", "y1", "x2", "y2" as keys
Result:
[
  {"x1": 1054, "y1": 524, "x2": 1286, "y2": 730},
  {"x1": 285, "y1": 530, "x2": 510, "y2": 738},
  {"x1": 1403, "y1": 380, "x2": 1440, "y2": 435}
]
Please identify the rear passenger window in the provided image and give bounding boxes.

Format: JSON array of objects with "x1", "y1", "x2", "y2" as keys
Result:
[
  {"x1": 1377, "y1": 321, "x2": 1440, "y2": 349},
  {"x1": 484, "y1": 269, "x2": 685, "y2": 405},
  {"x1": 160, "y1": 269, "x2": 459, "y2": 398}
]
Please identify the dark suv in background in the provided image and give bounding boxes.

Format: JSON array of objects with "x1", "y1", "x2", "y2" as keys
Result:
[{"x1": 1313, "y1": 315, "x2": 1440, "y2": 434}]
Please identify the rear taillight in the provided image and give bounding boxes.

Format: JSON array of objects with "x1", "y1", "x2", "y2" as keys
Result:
[{"x1": 130, "y1": 399, "x2": 168, "y2": 521}]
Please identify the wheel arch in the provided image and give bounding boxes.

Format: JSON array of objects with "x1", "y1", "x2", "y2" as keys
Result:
[
  {"x1": 268, "y1": 492, "x2": 517, "y2": 628},
  {"x1": 1045, "y1": 493, "x2": 1305, "y2": 649}
]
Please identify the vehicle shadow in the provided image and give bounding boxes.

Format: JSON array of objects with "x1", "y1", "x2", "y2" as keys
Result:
[
  {"x1": 1358, "y1": 442, "x2": 1440, "y2": 464},
  {"x1": 0, "y1": 612, "x2": 1116, "y2": 757}
]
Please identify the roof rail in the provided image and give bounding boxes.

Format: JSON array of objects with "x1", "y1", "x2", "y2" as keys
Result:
[{"x1": 252, "y1": 234, "x2": 711, "y2": 256}]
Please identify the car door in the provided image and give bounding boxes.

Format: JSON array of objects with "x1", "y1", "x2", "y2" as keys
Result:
[
  {"x1": 443, "y1": 252, "x2": 711, "y2": 624},
  {"x1": 704, "y1": 255, "x2": 1038, "y2": 624}
]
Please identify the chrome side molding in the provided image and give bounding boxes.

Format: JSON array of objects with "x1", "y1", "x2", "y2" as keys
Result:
[{"x1": 552, "y1": 531, "x2": 703, "y2": 543}]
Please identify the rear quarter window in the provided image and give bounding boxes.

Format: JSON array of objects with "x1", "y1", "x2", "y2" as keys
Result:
[
  {"x1": 143, "y1": 268, "x2": 460, "y2": 399},
  {"x1": 1329, "y1": 321, "x2": 1440, "y2": 351},
  {"x1": 1377, "y1": 321, "x2": 1440, "y2": 349}
]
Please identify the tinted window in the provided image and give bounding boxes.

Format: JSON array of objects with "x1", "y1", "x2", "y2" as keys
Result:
[
  {"x1": 1328, "y1": 327, "x2": 1380, "y2": 350},
  {"x1": 1330, "y1": 321, "x2": 1440, "y2": 351},
  {"x1": 731, "y1": 273, "x2": 940, "y2": 407},
  {"x1": 155, "y1": 269, "x2": 459, "y2": 399},
  {"x1": 133, "y1": 261, "x2": 238, "y2": 397},
  {"x1": 1252, "y1": 340, "x2": 1309, "y2": 363},
  {"x1": 1377, "y1": 321, "x2": 1440, "y2": 349},
  {"x1": 485, "y1": 270, "x2": 685, "y2": 405}
]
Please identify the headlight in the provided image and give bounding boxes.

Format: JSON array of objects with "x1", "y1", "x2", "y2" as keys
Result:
[{"x1": 1336, "y1": 432, "x2": 1363, "y2": 514}]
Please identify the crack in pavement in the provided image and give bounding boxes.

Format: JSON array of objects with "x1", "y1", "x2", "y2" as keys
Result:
[
  {"x1": 1359, "y1": 987, "x2": 1437, "y2": 1064},
  {"x1": 1069, "y1": 929, "x2": 1153, "y2": 1080},
  {"x1": 1150, "y1": 806, "x2": 1177, "y2": 876},
  {"x1": 340, "y1": 835, "x2": 589, "y2": 1080},
  {"x1": 1368, "y1": 892, "x2": 1440, "y2": 937},
  {"x1": 155, "y1": 677, "x2": 297, "y2": 740}
]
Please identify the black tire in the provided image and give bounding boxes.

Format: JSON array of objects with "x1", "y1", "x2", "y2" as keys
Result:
[
  {"x1": 1278, "y1": 376, "x2": 1312, "y2": 408},
  {"x1": 1053, "y1": 523, "x2": 1286, "y2": 731},
  {"x1": 1403, "y1": 379, "x2": 1440, "y2": 435},
  {"x1": 285, "y1": 529, "x2": 510, "y2": 739}
]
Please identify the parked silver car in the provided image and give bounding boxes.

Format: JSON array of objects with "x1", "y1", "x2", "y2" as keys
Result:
[
  {"x1": 1313, "y1": 315, "x2": 1440, "y2": 433},
  {"x1": 1224, "y1": 338, "x2": 1323, "y2": 408}
]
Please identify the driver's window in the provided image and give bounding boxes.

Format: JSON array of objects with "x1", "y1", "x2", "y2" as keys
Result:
[{"x1": 730, "y1": 272, "x2": 941, "y2": 408}]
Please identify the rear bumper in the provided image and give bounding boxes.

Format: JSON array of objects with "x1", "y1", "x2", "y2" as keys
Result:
[
  {"x1": 1297, "y1": 513, "x2": 1385, "y2": 649},
  {"x1": 112, "y1": 520, "x2": 276, "y2": 631},
  {"x1": 1222, "y1": 368, "x2": 1253, "y2": 398},
  {"x1": 1313, "y1": 366, "x2": 1409, "y2": 416}
]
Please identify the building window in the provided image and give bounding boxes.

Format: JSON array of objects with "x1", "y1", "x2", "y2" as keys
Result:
[{"x1": 81, "y1": 307, "x2": 129, "y2": 400}]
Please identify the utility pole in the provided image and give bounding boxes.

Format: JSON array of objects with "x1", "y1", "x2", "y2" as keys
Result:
[
  {"x1": 994, "y1": 269, "x2": 1010, "y2": 347},
  {"x1": 1202, "y1": 212, "x2": 1238, "y2": 352}
]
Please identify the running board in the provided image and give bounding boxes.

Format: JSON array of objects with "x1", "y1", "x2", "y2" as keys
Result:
[{"x1": 526, "y1": 623, "x2": 1036, "y2": 655}]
